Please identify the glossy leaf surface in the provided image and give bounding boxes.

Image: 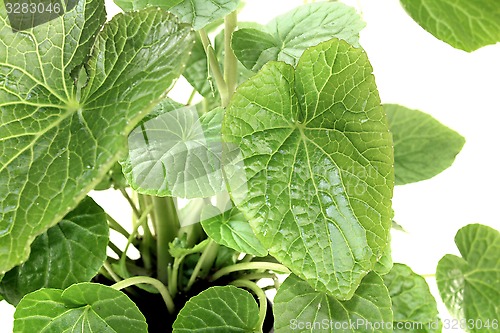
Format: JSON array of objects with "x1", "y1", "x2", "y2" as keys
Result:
[
  {"x1": 385, "y1": 104, "x2": 465, "y2": 185},
  {"x1": 436, "y1": 224, "x2": 500, "y2": 333},
  {"x1": 274, "y1": 273, "x2": 393, "y2": 333},
  {"x1": 0, "y1": 1, "x2": 194, "y2": 273},
  {"x1": 223, "y1": 38, "x2": 394, "y2": 299},
  {"x1": 13, "y1": 283, "x2": 147, "y2": 332},
  {"x1": 172, "y1": 286, "x2": 259, "y2": 332},
  {"x1": 383, "y1": 263, "x2": 441, "y2": 333},
  {"x1": 232, "y1": 2, "x2": 365, "y2": 71},
  {"x1": 400, "y1": 0, "x2": 500, "y2": 52},
  {"x1": 0, "y1": 197, "x2": 108, "y2": 305}
]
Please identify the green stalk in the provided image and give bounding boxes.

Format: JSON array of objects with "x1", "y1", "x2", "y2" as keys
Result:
[
  {"x1": 137, "y1": 195, "x2": 154, "y2": 271},
  {"x1": 210, "y1": 262, "x2": 290, "y2": 282},
  {"x1": 103, "y1": 261, "x2": 122, "y2": 283},
  {"x1": 139, "y1": 229, "x2": 153, "y2": 271},
  {"x1": 177, "y1": 199, "x2": 206, "y2": 247},
  {"x1": 107, "y1": 241, "x2": 123, "y2": 257},
  {"x1": 224, "y1": 10, "x2": 238, "y2": 100},
  {"x1": 238, "y1": 272, "x2": 276, "y2": 281},
  {"x1": 153, "y1": 196, "x2": 179, "y2": 284},
  {"x1": 169, "y1": 256, "x2": 183, "y2": 296},
  {"x1": 185, "y1": 239, "x2": 220, "y2": 291},
  {"x1": 111, "y1": 276, "x2": 175, "y2": 314},
  {"x1": 119, "y1": 205, "x2": 153, "y2": 277},
  {"x1": 199, "y1": 29, "x2": 229, "y2": 107},
  {"x1": 120, "y1": 188, "x2": 141, "y2": 219},
  {"x1": 272, "y1": 274, "x2": 280, "y2": 290},
  {"x1": 240, "y1": 254, "x2": 255, "y2": 263},
  {"x1": 143, "y1": 195, "x2": 157, "y2": 235},
  {"x1": 186, "y1": 88, "x2": 196, "y2": 105},
  {"x1": 106, "y1": 213, "x2": 130, "y2": 239},
  {"x1": 231, "y1": 279, "x2": 267, "y2": 333}
]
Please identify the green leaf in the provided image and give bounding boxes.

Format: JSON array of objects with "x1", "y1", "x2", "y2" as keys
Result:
[
  {"x1": 232, "y1": 2, "x2": 365, "y2": 72},
  {"x1": 94, "y1": 162, "x2": 128, "y2": 191},
  {"x1": 172, "y1": 285, "x2": 259, "y2": 332},
  {"x1": 169, "y1": 0, "x2": 240, "y2": 30},
  {"x1": 436, "y1": 224, "x2": 500, "y2": 333},
  {"x1": 0, "y1": 2, "x2": 194, "y2": 273},
  {"x1": 113, "y1": 0, "x2": 240, "y2": 30},
  {"x1": 114, "y1": 0, "x2": 182, "y2": 11},
  {"x1": 184, "y1": 30, "x2": 254, "y2": 98},
  {"x1": 214, "y1": 244, "x2": 238, "y2": 269},
  {"x1": 0, "y1": 197, "x2": 108, "y2": 305},
  {"x1": 400, "y1": 0, "x2": 500, "y2": 52},
  {"x1": 201, "y1": 206, "x2": 267, "y2": 257},
  {"x1": 183, "y1": 36, "x2": 215, "y2": 96},
  {"x1": 374, "y1": 240, "x2": 393, "y2": 276},
  {"x1": 383, "y1": 264, "x2": 441, "y2": 333},
  {"x1": 13, "y1": 283, "x2": 148, "y2": 332},
  {"x1": 122, "y1": 102, "x2": 227, "y2": 198},
  {"x1": 169, "y1": 238, "x2": 210, "y2": 258},
  {"x1": 385, "y1": 104, "x2": 465, "y2": 185},
  {"x1": 274, "y1": 273, "x2": 393, "y2": 333},
  {"x1": 223, "y1": 38, "x2": 394, "y2": 299}
]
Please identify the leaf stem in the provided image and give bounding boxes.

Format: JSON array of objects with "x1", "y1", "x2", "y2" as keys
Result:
[
  {"x1": 153, "y1": 196, "x2": 179, "y2": 284},
  {"x1": 120, "y1": 188, "x2": 141, "y2": 219},
  {"x1": 119, "y1": 205, "x2": 153, "y2": 274},
  {"x1": 142, "y1": 195, "x2": 157, "y2": 235},
  {"x1": 272, "y1": 274, "x2": 281, "y2": 290},
  {"x1": 106, "y1": 213, "x2": 130, "y2": 239},
  {"x1": 103, "y1": 261, "x2": 122, "y2": 283},
  {"x1": 224, "y1": 10, "x2": 238, "y2": 100},
  {"x1": 107, "y1": 241, "x2": 123, "y2": 257},
  {"x1": 185, "y1": 239, "x2": 220, "y2": 291},
  {"x1": 210, "y1": 262, "x2": 290, "y2": 282},
  {"x1": 111, "y1": 276, "x2": 175, "y2": 314},
  {"x1": 169, "y1": 256, "x2": 182, "y2": 296},
  {"x1": 238, "y1": 272, "x2": 276, "y2": 281},
  {"x1": 231, "y1": 279, "x2": 267, "y2": 333},
  {"x1": 186, "y1": 89, "x2": 197, "y2": 105},
  {"x1": 137, "y1": 195, "x2": 154, "y2": 271},
  {"x1": 199, "y1": 29, "x2": 229, "y2": 107},
  {"x1": 240, "y1": 253, "x2": 254, "y2": 263}
]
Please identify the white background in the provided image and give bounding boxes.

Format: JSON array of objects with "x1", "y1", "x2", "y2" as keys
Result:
[{"x1": 1, "y1": 0, "x2": 499, "y2": 331}]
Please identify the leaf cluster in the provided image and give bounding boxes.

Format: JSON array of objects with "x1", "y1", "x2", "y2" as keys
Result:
[{"x1": 0, "y1": 0, "x2": 499, "y2": 332}]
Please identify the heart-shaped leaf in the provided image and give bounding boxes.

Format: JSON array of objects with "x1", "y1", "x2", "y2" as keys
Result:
[
  {"x1": 13, "y1": 283, "x2": 147, "y2": 332},
  {"x1": 122, "y1": 102, "x2": 227, "y2": 198},
  {"x1": 0, "y1": 197, "x2": 108, "y2": 305},
  {"x1": 0, "y1": 0, "x2": 194, "y2": 273},
  {"x1": 274, "y1": 272, "x2": 393, "y2": 333},
  {"x1": 436, "y1": 224, "x2": 500, "y2": 333},
  {"x1": 223, "y1": 38, "x2": 394, "y2": 299},
  {"x1": 172, "y1": 285, "x2": 259, "y2": 332},
  {"x1": 385, "y1": 104, "x2": 465, "y2": 185},
  {"x1": 232, "y1": 2, "x2": 365, "y2": 72},
  {"x1": 201, "y1": 205, "x2": 267, "y2": 257},
  {"x1": 400, "y1": 0, "x2": 500, "y2": 52},
  {"x1": 383, "y1": 263, "x2": 441, "y2": 333}
]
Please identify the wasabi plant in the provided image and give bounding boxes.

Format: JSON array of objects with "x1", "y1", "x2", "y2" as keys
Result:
[{"x1": 0, "y1": 0, "x2": 499, "y2": 332}]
